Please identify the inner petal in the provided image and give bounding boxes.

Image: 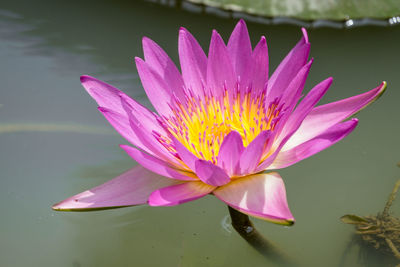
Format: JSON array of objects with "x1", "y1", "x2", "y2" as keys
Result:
[{"x1": 161, "y1": 87, "x2": 283, "y2": 165}]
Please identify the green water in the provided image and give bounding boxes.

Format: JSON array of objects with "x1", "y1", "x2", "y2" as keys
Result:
[{"x1": 0, "y1": 1, "x2": 399, "y2": 266}]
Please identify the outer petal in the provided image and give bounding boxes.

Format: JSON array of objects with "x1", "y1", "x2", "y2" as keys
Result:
[
  {"x1": 227, "y1": 19, "x2": 252, "y2": 85},
  {"x1": 268, "y1": 59, "x2": 313, "y2": 141},
  {"x1": 217, "y1": 131, "x2": 244, "y2": 176},
  {"x1": 284, "y1": 81, "x2": 386, "y2": 150},
  {"x1": 81, "y1": 75, "x2": 151, "y2": 117},
  {"x1": 255, "y1": 61, "x2": 316, "y2": 172},
  {"x1": 239, "y1": 130, "x2": 270, "y2": 175},
  {"x1": 82, "y1": 75, "x2": 178, "y2": 162},
  {"x1": 278, "y1": 77, "x2": 333, "y2": 139},
  {"x1": 80, "y1": 75, "x2": 127, "y2": 115},
  {"x1": 120, "y1": 95, "x2": 181, "y2": 166},
  {"x1": 195, "y1": 159, "x2": 231, "y2": 186},
  {"x1": 207, "y1": 30, "x2": 235, "y2": 98},
  {"x1": 148, "y1": 181, "x2": 215, "y2": 206},
  {"x1": 97, "y1": 107, "x2": 153, "y2": 155},
  {"x1": 278, "y1": 59, "x2": 313, "y2": 112},
  {"x1": 52, "y1": 165, "x2": 181, "y2": 211},
  {"x1": 250, "y1": 36, "x2": 269, "y2": 92},
  {"x1": 142, "y1": 37, "x2": 186, "y2": 101},
  {"x1": 179, "y1": 27, "x2": 208, "y2": 96},
  {"x1": 135, "y1": 57, "x2": 176, "y2": 117},
  {"x1": 120, "y1": 145, "x2": 197, "y2": 181},
  {"x1": 269, "y1": 119, "x2": 358, "y2": 169},
  {"x1": 213, "y1": 172, "x2": 294, "y2": 225},
  {"x1": 267, "y1": 28, "x2": 310, "y2": 101}
]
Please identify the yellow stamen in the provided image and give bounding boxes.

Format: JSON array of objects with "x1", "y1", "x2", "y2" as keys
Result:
[{"x1": 164, "y1": 91, "x2": 280, "y2": 164}]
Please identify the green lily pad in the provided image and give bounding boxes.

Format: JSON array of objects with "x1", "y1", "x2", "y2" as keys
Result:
[{"x1": 185, "y1": 0, "x2": 400, "y2": 21}]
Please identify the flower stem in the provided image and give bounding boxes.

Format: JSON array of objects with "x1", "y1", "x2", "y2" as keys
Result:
[{"x1": 228, "y1": 206, "x2": 296, "y2": 266}]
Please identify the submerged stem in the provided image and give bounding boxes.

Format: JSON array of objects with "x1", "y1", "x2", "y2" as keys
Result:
[
  {"x1": 228, "y1": 206, "x2": 296, "y2": 266},
  {"x1": 383, "y1": 180, "x2": 400, "y2": 217}
]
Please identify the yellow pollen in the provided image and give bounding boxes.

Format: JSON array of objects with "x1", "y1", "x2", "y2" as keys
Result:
[{"x1": 164, "y1": 91, "x2": 279, "y2": 164}]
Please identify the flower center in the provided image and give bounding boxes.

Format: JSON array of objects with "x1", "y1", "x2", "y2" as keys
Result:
[{"x1": 161, "y1": 88, "x2": 281, "y2": 165}]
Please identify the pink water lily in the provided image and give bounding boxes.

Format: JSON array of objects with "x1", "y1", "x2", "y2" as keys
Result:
[{"x1": 53, "y1": 20, "x2": 386, "y2": 225}]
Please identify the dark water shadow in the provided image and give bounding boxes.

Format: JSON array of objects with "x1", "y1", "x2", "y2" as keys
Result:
[
  {"x1": 339, "y1": 235, "x2": 399, "y2": 267},
  {"x1": 228, "y1": 206, "x2": 299, "y2": 266}
]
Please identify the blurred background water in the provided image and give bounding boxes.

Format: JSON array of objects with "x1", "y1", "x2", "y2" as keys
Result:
[{"x1": 0, "y1": 1, "x2": 399, "y2": 266}]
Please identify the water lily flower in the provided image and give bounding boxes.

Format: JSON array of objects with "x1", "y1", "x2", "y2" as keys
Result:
[{"x1": 53, "y1": 20, "x2": 386, "y2": 226}]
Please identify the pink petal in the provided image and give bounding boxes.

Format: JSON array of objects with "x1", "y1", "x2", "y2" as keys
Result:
[
  {"x1": 270, "y1": 119, "x2": 358, "y2": 169},
  {"x1": 250, "y1": 36, "x2": 269, "y2": 91},
  {"x1": 148, "y1": 181, "x2": 215, "y2": 206},
  {"x1": 81, "y1": 75, "x2": 149, "y2": 116},
  {"x1": 267, "y1": 28, "x2": 310, "y2": 101},
  {"x1": 269, "y1": 59, "x2": 313, "y2": 139},
  {"x1": 284, "y1": 81, "x2": 386, "y2": 150},
  {"x1": 217, "y1": 131, "x2": 244, "y2": 176},
  {"x1": 120, "y1": 95, "x2": 181, "y2": 165},
  {"x1": 195, "y1": 159, "x2": 231, "y2": 186},
  {"x1": 179, "y1": 27, "x2": 207, "y2": 96},
  {"x1": 172, "y1": 137, "x2": 199, "y2": 171},
  {"x1": 135, "y1": 57, "x2": 176, "y2": 117},
  {"x1": 207, "y1": 30, "x2": 236, "y2": 98},
  {"x1": 213, "y1": 172, "x2": 294, "y2": 225},
  {"x1": 239, "y1": 131, "x2": 270, "y2": 175},
  {"x1": 279, "y1": 77, "x2": 333, "y2": 139},
  {"x1": 97, "y1": 107, "x2": 155, "y2": 156},
  {"x1": 255, "y1": 61, "x2": 314, "y2": 172},
  {"x1": 52, "y1": 165, "x2": 181, "y2": 211},
  {"x1": 142, "y1": 37, "x2": 186, "y2": 101},
  {"x1": 227, "y1": 19, "x2": 252, "y2": 86},
  {"x1": 120, "y1": 145, "x2": 197, "y2": 181},
  {"x1": 279, "y1": 59, "x2": 314, "y2": 111},
  {"x1": 83, "y1": 76, "x2": 170, "y2": 159}
]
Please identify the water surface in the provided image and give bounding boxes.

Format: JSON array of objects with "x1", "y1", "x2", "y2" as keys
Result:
[{"x1": 0, "y1": 1, "x2": 399, "y2": 266}]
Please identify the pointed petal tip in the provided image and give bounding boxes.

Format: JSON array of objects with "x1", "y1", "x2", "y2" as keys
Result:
[
  {"x1": 352, "y1": 81, "x2": 387, "y2": 115},
  {"x1": 97, "y1": 106, "x2": 107, "y2": 113},
  {"x1": 141, "y1": 37, "x2": 154, "y2": 51},
  {"x1": 374, "y1": 81, "x2": 387, "y2": 101},
  {"x1": 265, "y1": 216, "x2": 295, "y2": 226},
  {"x1": 281, "y1": 218, "x2": 295, "y2": 226},
  {"x1": 350, "y1": 118, "x2": 358, "y2": 127},
  {"x1": 142, "y1": 36, "x2": 151, "y2": 43},
  {"x1": 301, "y1": 27, "x2": 309, "y2": 44},
  {"x1": 236, "y1": 19, "x2": 247, "y2": 28},
  {"x1": 379, "y1": 81, "x2": 387, "y2": 94},
  {"x1": 319, "y1": 77, "x2": 333, "y2": 90},
  {"x1": 51, "y1": 202, "x2": 62, "y2": 211},
  {"x1": 212, "y1": 29, "x2": 220, "y2": 37},
  {"x1": 134, "y1": 56, "x2": 144, "y2": 64},
  {"x1": 80, "y1": 75, "x2": 92, "y2": 83},
  {"x1": 51, "y1": 196, "x2": 129, "y2": 212},
  {"x1": 51, "y1": 201, "x2": 108, "y2": 212},
  {"x1": 119, "y1": 143, "x2": 128, "y2": 149},
  {"x1": 179, "y1": 27, "x2": 192, "y2": 37}
]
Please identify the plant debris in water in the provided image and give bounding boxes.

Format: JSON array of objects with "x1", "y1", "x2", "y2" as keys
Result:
[{"x1": 341, "y1": 179, "x2": 400, "y2": 260}]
